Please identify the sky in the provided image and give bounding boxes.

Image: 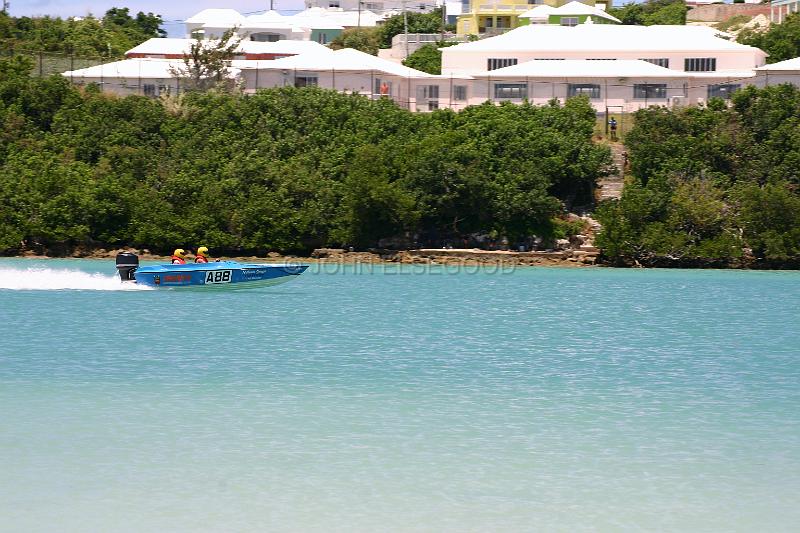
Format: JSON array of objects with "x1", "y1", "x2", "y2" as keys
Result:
[{"x1": 7, "y1": 0, "x2": 307, "y2": 21}]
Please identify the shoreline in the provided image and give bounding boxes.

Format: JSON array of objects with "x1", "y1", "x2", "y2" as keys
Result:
[
  {"x1": 5, "y1": 247, "x2": 798, "y2": 270},
  {"x1": 4, "y1": 247, "x2": 598, "y2": 268}
]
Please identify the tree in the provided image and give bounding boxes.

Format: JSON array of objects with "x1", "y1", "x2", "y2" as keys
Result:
[
  {"x1": 171, "y1": 28, "x2": 242, "y2": 92},
  {"x1": 134, "y1": 12, "x2": 167, "y2": 38},
  {"x1": 735, "y1": 181, "x2": 800, "y2": 261},
  {"x1": 329, "y1": 27, "x2": 381, "y2": 55},
  {"x1": 377, "y1": 8, "x2": 444, "y2": 48},
  {"x1": 402, "y1": 41, "x2": 458, "y2": 75},
  {"x1": 608, "y1": 0, "x2": 687, "y2": 26},
  {"x1": 739, "y1": 13, "x2": 800, "y2": 64},
  {"x1": 0, "y1": 8, "x2": 165, "y2": 57}
]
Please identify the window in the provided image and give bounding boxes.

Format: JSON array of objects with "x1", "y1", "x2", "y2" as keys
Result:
[
  {"x1": 640, "y1": 58, "x2": 669, "y2": 68},
  {"x1": 295, "y1": 76, "x2": 318, "y2": 88},
  {"x1": 366, "y1": 3, "x2": 381, "y2": 10},
  {"x1": 416, "y1": 85, "x2": 439, "y2": 101},
  {"x1": 374, "y1": 78, "x2": 392, "y2": 97},
  {"x1": 428, "y1": 101, "x2": 439, "y2": 111},
  {"x1": 143, "y1": 84, "x2": 156, "y2": 97},
  {"x1": 560, "y1": 17, "x2": 579, "y2": 26},
  {"x1": 251, "y1": 32, "x2": 282, "y2": 42},
  {"x1": 633, "y1": 84, "x2": 667, "y2": 99},
  {"x1": 453, "y1": 85, "x2": 467, "y2": 101},
  {"x1": 494, "y1": 83, "x2": 527, "y2": 100},
  {"x1": 328, "y1": 0, "x2": 340, "y2": 6},
  {"x1": 707, "y1": 84, "x2": 741, "y2": 99},
  {"x1": 487, "y1": 58, "x2": 517, "y2": 71},
  {"x1": 568, "y1": 84, "x2": 601, "y2": 99},
  {"x1": 684, "y1": 57, "x2": 716, "y2": 72}
]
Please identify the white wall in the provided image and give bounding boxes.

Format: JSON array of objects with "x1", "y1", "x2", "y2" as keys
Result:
[
  {"x1": 303, "y1": 0, "x2": 434, "y2": 13},
  {"x1": 752, "y1": 71, "x2": 800, "y2": 88},
  {"x1": 69, "y1": 76, "x2": 181, "y2": 97},
  {"x1": 442, "y1": 50, "x2": 767, "y2": 76}
]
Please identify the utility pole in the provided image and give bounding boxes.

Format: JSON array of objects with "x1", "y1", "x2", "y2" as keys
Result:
[
  {"x1": 440, "y1": 0, "x2": 445, "y2": 43},
  {"x1": 403, "y1": 0, "x2": 409, "y2": 59},
  {"x1": 358, "y1": 0, "x2": 362, "y2": 28},
  {"x1": 270, "y1": 0, "x2": 274, "y2": 11}
]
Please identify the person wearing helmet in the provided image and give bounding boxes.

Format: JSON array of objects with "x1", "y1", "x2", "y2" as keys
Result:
[
  {"x1": 195, "y1": 246, "x2": 210, "y2": 264},
  {"x1": 171, "y1": 249, "x2": 187, "y2": 264}
]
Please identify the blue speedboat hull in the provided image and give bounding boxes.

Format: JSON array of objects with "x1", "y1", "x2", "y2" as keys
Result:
[{"x1": 131, "y1": 261, "x2": 308, "y2": 288}]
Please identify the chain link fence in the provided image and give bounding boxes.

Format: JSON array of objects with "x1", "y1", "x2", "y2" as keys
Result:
[{"x1": 0, "y1": 47, "x2": 111, "y2": 77}]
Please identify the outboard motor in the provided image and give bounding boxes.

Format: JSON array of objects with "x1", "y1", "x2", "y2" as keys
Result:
[{"x1": 116, "y1": 252, "x2": 139, "y2": 282}]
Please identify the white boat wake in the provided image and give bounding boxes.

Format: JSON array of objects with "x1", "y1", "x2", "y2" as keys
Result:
[{"x1": 0, "y1": 267, "x2": 153, "y2": 291}]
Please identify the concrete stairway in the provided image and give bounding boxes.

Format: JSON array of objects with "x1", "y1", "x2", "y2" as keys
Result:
[{"x1": 596, "y1": 143, "x2": 627, "y2": 202}]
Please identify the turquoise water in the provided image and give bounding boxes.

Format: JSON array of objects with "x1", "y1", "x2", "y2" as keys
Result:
[{"x1": 1, "y1": 259, "x2": 799, "y2": 532}]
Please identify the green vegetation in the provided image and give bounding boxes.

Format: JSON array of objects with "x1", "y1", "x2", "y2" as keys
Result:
[
  {"x1": 329, "y1": 27, "x2": 382, "y2": 55},
  {"x1": 716, "y1": 14, "x2": 751, "y2": 33},
  {"x1": 597, "y1": 85, "x2": 800, "y2": 268},
  {"x1": 328, "y1": 9, "x2": 449, "y2": 55},
  {"x1": 608, "y1": 0, "x2": 688, "y2": 26},
  {"x1": 377, "y1": 9, "x2": 448, "y2": 48},
  {"x1": 739, "y1": 13, "x2": 800, "y2": 64},
  {"x1": 171, "y1": 29, "x2": 241, "y2": 92},
  {"x1": 0, "y1": 58, "x2": 610, "y2": 255},
  {"x1": 0, "y1": 7, "x2": 164, "y2": 58},
  {"x1": 402, "y1": 41, "x2": 458, "y2": 75}
]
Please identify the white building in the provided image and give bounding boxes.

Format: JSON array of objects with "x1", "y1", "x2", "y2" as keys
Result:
[
  {"x1": 441, "y1": 24, "x2": 767, "y2": 76},
  {"x1": 303, "y1": 0, "x2": 439, "y2": 15},
  {"x1": 61, "y1": 58, "x2": 236, "y2": 97},
  {"x1": 238, "y1": 48, "x2": 435, "y2": 109},
  {"x1": 754, "y1": 56, "x2": 800, "y2": 86},
  {"x1": 184, "y1": 7, "x2": 384, "y2": 44},
  {"x1": 518, "y1": 5, "x2": 558, "y2": 25},
  {"x1": 241, "y1": 11, "x2": 310, "y2": 42},
  {"x1": 61, "y1": 19, "x2": 800, "y2": 113},
  {"x1": 770, "y1": 0, "x2": 800, "y2": 24},
  {"x1": 125, "y1": 38, "x2": 331, "y2": 60},
  {"x1": 185, "y1": 9, "x2": 246, "y2": 39}
]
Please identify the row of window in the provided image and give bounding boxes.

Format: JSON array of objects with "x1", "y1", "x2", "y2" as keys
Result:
[
  {"x1": 286, "y1": 78, "x2": 740, "y2": 103},
  {"x1": 487, "y1": 57, "x2": 718, "y2": 72},
  {"x1": 493, "y1": 83, "x2": 741, "y2": 100}
]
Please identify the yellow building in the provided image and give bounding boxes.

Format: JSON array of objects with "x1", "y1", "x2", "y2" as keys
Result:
[{"x1": 457, "y1": 0, "x2": 597, "y2": 36}]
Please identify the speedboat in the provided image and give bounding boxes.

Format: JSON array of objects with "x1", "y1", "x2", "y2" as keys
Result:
[{"x1": 115, "y1": 252, "x2": 307, "y2": 288}]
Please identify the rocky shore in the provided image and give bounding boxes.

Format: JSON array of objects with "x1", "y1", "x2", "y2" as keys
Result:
[
  {"x1": 6, "y1": 216, "x2": 604, "y2": 267},
  {"x1": 10, "y1": 246, "x2": 599, "y2": 268}
]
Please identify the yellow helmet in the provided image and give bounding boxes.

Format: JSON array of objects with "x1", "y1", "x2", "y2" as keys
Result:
[
  {"x1": 197, "y1": 246, "x2": 209, "y2": 256},
  {"x1": 173, "y1": 248, "x2": 186, "y2": 258}
]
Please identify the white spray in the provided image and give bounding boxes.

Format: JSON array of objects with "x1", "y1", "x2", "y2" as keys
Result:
[{"x1": 0, "y1": 266, "x2": 153, "y2": 291}]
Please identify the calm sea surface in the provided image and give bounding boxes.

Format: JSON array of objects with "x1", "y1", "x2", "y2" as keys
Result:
[{"x1": 1, "y1": 259, "x2": 799, "y2": 532}]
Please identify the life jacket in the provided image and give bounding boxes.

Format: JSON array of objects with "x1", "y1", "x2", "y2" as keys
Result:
[
  {"x1": 195, "y1": 255, "x2": 209, "y2": 264},
  {"x1": 171, "y1": 256, "x2": 186, "y2": 264}
]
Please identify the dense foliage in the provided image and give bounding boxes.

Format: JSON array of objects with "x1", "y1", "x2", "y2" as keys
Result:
[
  {"x1": 0, "y1": 7, "x2": 164, "y2": 57},
  {"x1": 329, "y1": 27, "x2": 381, "y2": 55},
  {"x1": 377, "y1": 9, "x2": 448, "y2": 48},
  {"x1": 0, "y1": 58, "x2": 610, "y2": 255},
  {"x1": 402, "y1": 41, "x2": 458, "y2": 75},
  {"x1": 739, "y1": 13, "x2": 800, "y2": 64},
  {"x1": 608, "y1": 0, "x2": 687, "y2": 26},
  {"x1": 596, "y1": 85, "x2": 800, "y2": 267},
  {"x1": 323, "y1": 10, "x2": 450, "y2": 56}
]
